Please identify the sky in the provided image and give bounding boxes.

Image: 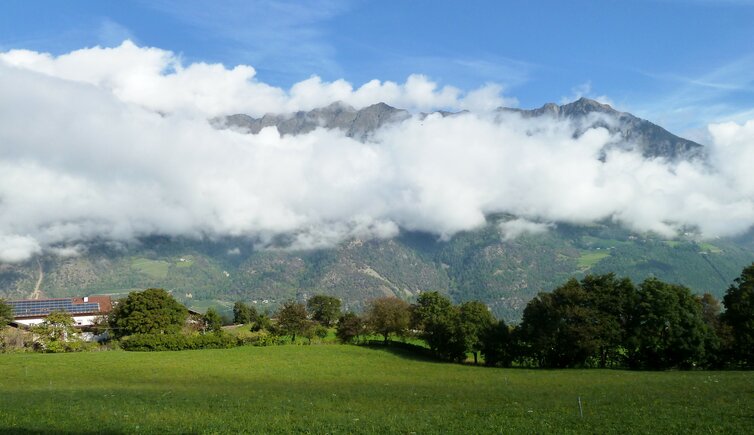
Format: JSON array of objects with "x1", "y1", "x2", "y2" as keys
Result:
[
  {"x1": 1, "y1": 1, "x2": 754, "y2": 263},
  {"x1": 2, "y1": 0, "x2": 754, "y2": 134}
]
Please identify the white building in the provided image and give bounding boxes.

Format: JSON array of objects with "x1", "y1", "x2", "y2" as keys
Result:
[{"x1": 8, "y1": 296, "x2": 113, "y2": 328}]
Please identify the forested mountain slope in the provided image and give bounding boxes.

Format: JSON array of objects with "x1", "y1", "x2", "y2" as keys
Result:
[{"x1": 1, "y1": 220, "x2": 750, "y2": 321}]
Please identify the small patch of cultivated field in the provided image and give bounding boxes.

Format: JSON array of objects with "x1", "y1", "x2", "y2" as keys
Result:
[
  {"x1": 578, "y1": 251, "x2": 611, "y2": 269},
  {"x1": 130, "y1": 258, "x2": 170, "y2": 279},
  {"x1": 0, "y1": 346, "x2": 751, "y2": 433}
]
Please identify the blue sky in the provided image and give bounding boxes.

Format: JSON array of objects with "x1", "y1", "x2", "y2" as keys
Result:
[{"x1": 2, "y1": 0, "x2": 753, "y2": 134}]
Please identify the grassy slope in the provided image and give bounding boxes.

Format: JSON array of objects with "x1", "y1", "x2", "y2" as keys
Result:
[{"x1": 0, "y1": 346, "x2": 752, "y2": 434}]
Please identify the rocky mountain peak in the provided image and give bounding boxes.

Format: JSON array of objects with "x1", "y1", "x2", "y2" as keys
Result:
[
  {"x1": 217, "y1": 97, "x2": 705, "y2": 161},
  {"x1": 499, "y1": 98, "x2": 704, "y2": 161},
  {"x1": 561, "y1": 97, "x2": 617, "y2": 115}
]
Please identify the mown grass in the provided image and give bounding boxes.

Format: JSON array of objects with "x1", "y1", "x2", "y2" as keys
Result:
[
  {"x1": 188, "y1": 299, "x2": 234, "y2": 317},
  {"x1": 578, "y1": 251, "x2": 611, "y2": 269},
  {"x1": 130, "y1": 258, "x2": 170, "y2": 279},
  {"x1": 699, "y1": 242, "x2": 723, "y2": 253},
  {"x1": 0, "y1": 345, "x2": 752, "y2": 434}
]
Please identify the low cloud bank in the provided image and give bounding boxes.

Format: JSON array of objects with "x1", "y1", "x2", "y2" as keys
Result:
[{"x1": 0, "y1": 42, "x2": 753, "y2": 262}]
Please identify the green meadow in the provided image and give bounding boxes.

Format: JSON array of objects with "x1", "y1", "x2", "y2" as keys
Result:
[
  {"x1": 0, "y1": 345, "x2": 752, "y2": 434},
  {"x1": 577, "y1": 251, "x2": 611, "y2": 269}
]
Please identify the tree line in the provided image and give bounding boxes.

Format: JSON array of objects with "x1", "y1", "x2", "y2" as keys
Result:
[
  {"x1": 1, "y1": 263, "x2": 753, "y2": 368},
  {"x1": 229, "y1": 263, "x2": 754, "y2": 369},
  {"x1": 379, "y1": 264, "x2": 754, "y2": 369}
]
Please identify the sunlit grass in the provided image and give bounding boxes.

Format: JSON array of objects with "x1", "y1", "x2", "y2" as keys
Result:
[
  {"x1": 0, "y1": 346, "x2": 751, "y2": 433},
  {"x1": 577, "y1": 251, "x2": 611, "y2": 269},
  {"x1": 130, "y1": 258, "x2": 170, "y2": 279}
]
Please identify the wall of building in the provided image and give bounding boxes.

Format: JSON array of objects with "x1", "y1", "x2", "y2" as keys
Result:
[{"x1": 14, "y1": 314, "x2": 101, "y2": 327}]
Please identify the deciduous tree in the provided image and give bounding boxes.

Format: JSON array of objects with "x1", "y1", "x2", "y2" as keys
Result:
[
  {"x1": 721, "y1": 263, "x2": 754, "y2": 367},
  {"x1": 109, "y1": 288, "x2": 188, "y2": 338},
  {"x1": 626, "y1": 278, "x2": 708, "y2": 369},
  {"x1": 0, "y1": 299, "x2": 12, "y2": 329},
  {"x1": 233, "y1": 301, "x2": 257, "y2": 325},
  {"x1": 580, "y1": 274, "x2": 637, "y2": 367},
  {"x1": 458, "y1": 300, "x2": 495, "y2": 364},
  {"x1": 203, "y1": 307, "x2": 223, "y2": 333},
  {"x1": 276, "y1": 300, "x2": 308, "y2": 343},
  {"x1": 411, "y1": 292, "x2": 468, "y2": 361},
  {"x1": 481, "y1": 320, "x2": 512, "y2": 367},
  {"x1": 519, "y1": 279, "x2": 603, "y2": 368},
  {"x1": 307, "y1": 295, "x2": 341, "y2": 327},
  {"x1": 32, "y1": 310, "x2": 81, "y2": 353},
  {"x1": 336, "y1": 312, "x2": 365, "y2": 343},
  {"x1": 366, "y1": 297, "x2": 410, "y2": 343}
]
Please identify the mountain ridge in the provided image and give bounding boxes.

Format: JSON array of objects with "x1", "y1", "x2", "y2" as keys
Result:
[
  {"x1": 1, "y1": 99, "x2": 749, "y2": 321},
  {"x1": 218, "y1": 98, "x2": 705, "y2": 160}
]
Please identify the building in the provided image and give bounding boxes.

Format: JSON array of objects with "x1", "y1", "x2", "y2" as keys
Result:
[{"x1": 7, "y1": 296, "x2": 113, "y2": 328}]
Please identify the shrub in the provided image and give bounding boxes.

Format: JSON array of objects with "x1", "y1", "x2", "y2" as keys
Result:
[{"x1": 121, "y1": 332, "x2": 240, "y2": 351}]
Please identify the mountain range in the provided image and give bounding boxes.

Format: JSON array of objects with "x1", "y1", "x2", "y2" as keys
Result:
[
  {"x1": 1, "y1": 99, "x2": 750, "y2": 321},
  {"x1": 218, "y1": 97, "x2": 705, "y2": 160}
]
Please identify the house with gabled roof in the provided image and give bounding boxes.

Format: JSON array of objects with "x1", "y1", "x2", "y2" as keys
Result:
[{"x1": 7, "y1": 296, "x2": 113, "y2": 329}]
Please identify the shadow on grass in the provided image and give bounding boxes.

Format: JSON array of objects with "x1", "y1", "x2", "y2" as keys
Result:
[
  {"x1": 358, "y1": 340, "x2": 442, "y2": 363},
  {"x1": 0, "y1": 429, "x2": 123, "y2": 435}
]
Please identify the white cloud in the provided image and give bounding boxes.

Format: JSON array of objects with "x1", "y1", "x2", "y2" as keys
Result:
[
  {"x1": 0, "y1": 42, "x2": 753, "y2": 263},
  {"x1": 0, "y1": 234, "x2": 41, "y2": 263},
  {"x1": 499, "y1": 219, "x2": 553, "y2": 240},
  {"x1": 0, "y1": 41, "x2": 511, "y2": 117}
]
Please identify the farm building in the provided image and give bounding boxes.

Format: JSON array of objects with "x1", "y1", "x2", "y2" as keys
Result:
[{"x1": 7, "y1": 296, "x2": 113, "y2": 328}]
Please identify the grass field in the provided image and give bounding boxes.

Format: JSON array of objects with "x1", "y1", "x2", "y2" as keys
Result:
[
  {"x1": 699, "y1": 243, "x2": 723, "y2": 254},
  {"x1": 0, "y1": 345, "x2": 752, "y2": 434},
  {"x1": 578, "y1": 251, "x2": 611, "y2": 269},
  {"x1": 130, "y1": 258, "x2": 170, "y2": 279}
]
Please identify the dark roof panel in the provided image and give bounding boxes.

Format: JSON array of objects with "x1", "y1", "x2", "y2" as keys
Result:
[{"x1": 8, "y1": 297, "x2": 110, "y2": 319}]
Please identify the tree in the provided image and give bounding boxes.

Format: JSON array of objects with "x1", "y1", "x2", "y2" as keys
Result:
[
  {"x1": 203, "y1": 307, "x2": 223, "y2": 334},
  {"x1": 307, "y1": 295, "x2": 341, "y2": 327},
  {"x1": 0, "y1": 299, "x2": 12, "y2": 329},
  {"x1": 301, "y1": 320, "x2": 318, "y2": 344},
  {"x1": 518, "y1": 279, "x2": 603, "y2": 368},
  {"x1": 626, "y1": 278, "x2": 708, "y2": 369},
  {"x1": 32, "y1": 311, "x2": 81, "y2": 353},
  {"x1": 518, "y1": 291, "x2": 561, "y2": 367},
  {"x1": 458, "y1": 301, "x2": 496, "y2": 364},
  {"x1": 336, "y1": 312, "x2": 365, "y2": 343},
  {"x1": 580, "y1": 274, "x2": 637, "y2": 367},
  {"x1": 251, "y1": 313, "x2": 273, "y2": 332},
  {"x1": 698, "y1": 293, "x2": 724, "y2": 368},
  {"x1": 366, "y1": 297, "x2": 410, "y2": 343},
  {"x1": 315, "y1": 324, "x2": 329, "y2": 340},
  {"x1": 411, "y1": 292, "x2": 456, "y2": 354},
  {"x1": 276, "y1": 300, "x2": 308, "y2": 343},
  {"x1": 721, "y1": 263, "x2": 754, "y2": 367},
  {"x1": 233, "y1": 301, "x2": 258, "y2": 325},
  {"x1": 109, "y1": 288, "x2": 188, "y2": 338},
  {"x1": 481, "y1": 320, "x2": 512, "y2": 367},
  {"x1": 517, "y1": 274, "x2": 638, "y2": 368}
]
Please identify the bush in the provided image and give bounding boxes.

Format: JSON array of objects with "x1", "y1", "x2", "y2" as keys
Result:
[
  {"x1": 0, "y1": 328, "x2": 33, "y2": 353},
  {"x1": 121, "y1": 332, "x2": 240, "y2": 351},
  {"x1": 237, "y1": 330, "x2": 281, "y2": 347}
]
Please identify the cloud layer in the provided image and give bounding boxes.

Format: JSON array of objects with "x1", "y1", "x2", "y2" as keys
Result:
[
  {"x1": 0, "y1": 41, "x2": 512, "y2": 116},
  {"x1": 0, "y1": 42, "x2": 753, "y2": 262}
]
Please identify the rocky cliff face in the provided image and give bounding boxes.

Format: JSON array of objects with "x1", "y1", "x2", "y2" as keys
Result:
[
  {"x1": 499, "y1": 98, "x2": 705, "y2": 160},
  {"x1": 218, "y1": 97, "x2": 705, "y2": 161},
  {"x1": 217, "y1": 102, "x2": 410, "y2": 141}
]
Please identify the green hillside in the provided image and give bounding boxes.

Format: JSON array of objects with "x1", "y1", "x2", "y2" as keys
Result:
[
  {"x1": 0, "y1": 220, "x2": 752, "y2": 321},
  {"x1": 0, "y1": 345, "x2": 752, "y2": 433}
]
